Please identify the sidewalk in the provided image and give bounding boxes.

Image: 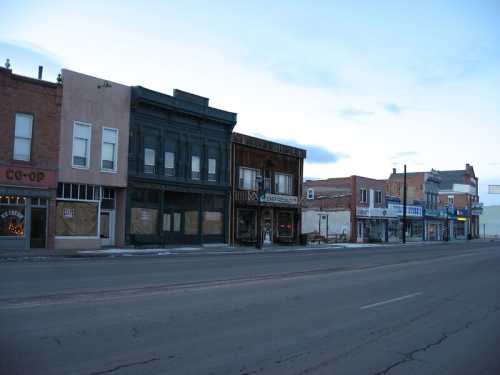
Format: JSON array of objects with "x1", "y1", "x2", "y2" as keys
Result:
[{"x1": 0, "y1": 239, "x2": 495, "y2": 261}]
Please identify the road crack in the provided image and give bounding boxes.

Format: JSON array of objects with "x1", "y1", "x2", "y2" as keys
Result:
[
  {"x1": 87, "y1": 358, "x2": 159, "y2": 375},
  {"x1": 373, "y1": 307, "x2": 499, "y2": 375}
]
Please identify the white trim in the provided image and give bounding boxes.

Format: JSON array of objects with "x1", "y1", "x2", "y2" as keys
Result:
[
  {"x1": 100, "y1": 127, "x2": 119, "y2": 173},
  {"x1": 71, "y1": 121, "x2": 92, "y2": 170}
]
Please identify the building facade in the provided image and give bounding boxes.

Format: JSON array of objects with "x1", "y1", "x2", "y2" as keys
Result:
[
  {"x1": 0, "y1": 66, "x2": 61, "y2": 249},
  {"x1": 55, "y1": 70, "x2": 130, "y2": 249},
  {"x1": 303, "y1": 176, "x2": 396, "y2": 243},
  {"x1": 231, "y1": 133, "x2": 305, "y2": 246},
  {"x1": 127, "y1": 88, "x2": 236, "y2": 246},
  {"x1": 438, "y1": 164, "x2": 481, "y2": 239}
]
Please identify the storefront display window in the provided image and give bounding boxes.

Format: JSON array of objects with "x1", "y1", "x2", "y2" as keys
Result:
[
  {"x1": 277, "y1": 211, "x2": 294, "y2": 238},
  {"x1": 237, "y1": 209, "x2": 256, "y2": 241},
  {"x1": 456, "y1": 221, "x2": 466, "y2": 237},
  {"x1": 407, "y1": 221, "x2": 423, "y2": 239},
  {"x1": 56, "y1": 201, "x2": 98, "y2": 236},
  {"x1": 130, "y1": 208, "x2": 158, "y2": 235},
  {"x1": 185, "y1": 211, "x2": 199, "y2": 235},
  {"x1": 0, "y1": 206, "x2": 25, "y2": 237},
  {"x1": 203, "y1": 211, "x2": 223, "y2": 235}
]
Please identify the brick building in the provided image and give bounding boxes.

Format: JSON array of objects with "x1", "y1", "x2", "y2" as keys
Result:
[
  {"x1": 231, "y1": 133, "x2": 305, "y2": 246},
  {"x1": 438, "y1": 164, "x2": 481, "y2": 239},
  {"x1": 0, "y1": 66, "x2": 62, "y2": 249},
  {"x1": 386, "y1": 168, "x2": 442, "y2": 241},
  {"x1": 303, "y1": 176, "x2": 397, "y2": 243}
]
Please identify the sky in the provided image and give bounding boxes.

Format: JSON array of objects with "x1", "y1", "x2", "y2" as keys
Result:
[{"x1": 1, "y1": 0, "x2": 500, "y2": 205}]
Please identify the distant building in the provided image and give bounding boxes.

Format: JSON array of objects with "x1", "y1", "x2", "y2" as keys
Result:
[
  {"x1": 0, "y1": 66, "x2": 62, "y2": 249},
  {"x1": 387, "y1": 168, "x2": 442, "y2": 241},
  {"x1": 480, "y1": 206, "x2": 500, "y2": 238},
  {"x1": 126, "y1": 88, "x2": 236, "y2": 246},
  {"x1": 231, "y1": 133, "x2": 305, "y2": 246},
  {"x1": 438, "y1": 164, "x2": 481, "y2": 239},
  {"x1": 303, "y1": 176, "x2": 396, "y2": 243}
]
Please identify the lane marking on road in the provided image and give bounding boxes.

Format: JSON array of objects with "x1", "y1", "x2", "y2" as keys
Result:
[{"x1": 360, "y1": 292, "x2": 422, "y2": 310}]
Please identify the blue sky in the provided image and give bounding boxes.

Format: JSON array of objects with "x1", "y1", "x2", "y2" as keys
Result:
[{"x1": 1, "y1": 0, "x2": 500, "y2": 204}]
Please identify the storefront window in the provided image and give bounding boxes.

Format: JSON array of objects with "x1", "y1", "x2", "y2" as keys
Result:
[
  {"x1": 203, "y1": 211, "x2": 223, "y2": 235},
  {"x1": 277, "y1": 211, "x2": 294, "y2": 238},
  {"x1": 456, "y1": 221, "x2": 466, "y2": 237},
  {"x1": 56, "y1": 201, "x2": 98, "y2": 236},
  {"x1": 130, "y1": 208, "x2": 158, "y2": 235},
  {"x1": 0, "y1": 206, "x2": 25, "y2": 237},
  {"x1": 237, "y1": 209, "x2": 256, "y2": 241},
  {"x1": 408, "y1": 221, "x2": 423, "y2": 238},
  {"x1": 185, "y1": 211, "x2": 199, "y2": 235}
]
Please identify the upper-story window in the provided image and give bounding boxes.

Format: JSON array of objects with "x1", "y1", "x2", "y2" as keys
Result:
[
  {"x1": 72, "y1": 122, "x2": 91, "y2": 168},
  {"x1": 191, "y1": 155, "x2": 201, "y2": 180},
  {"x1": 359, "y1": 188, "x2": 368, "y2": 203},
  {"x1": 208, "y1": 158, "x2": 217, "y2": 182},
  {"x1": 307, "y1": 188, "x2": 315, "y2": 200},
  {"x1": 448, "y1": 196, "x2": 454, "y2": 207},
  {"x1": 375, "y1": 190, "x2": 382, "y2": 204},
  {"x1": 165, "y1": 151, "x2": 175, "y2": 177},
  {"x1": 101, "y1": 128, "x2": 118, "y2": 172},
  {"x1": 144, "y1": 148, "x2": 155, "y2": 174},
  {"x1": 13, "y1": 113, "x2": 33, "y2": 161},
  {"x1": 275, "y1": 173, "x2": 293, "y2": 195},
  {"x1": 239, "y1": 167, "x2": 260, "y2": 191}
]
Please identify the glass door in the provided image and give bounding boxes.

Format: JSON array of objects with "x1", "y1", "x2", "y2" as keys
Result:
[
  {"x1": 30, "y1": 207, "x2": 47, "y2": 248},
  {"x1": 100, "y1": 211, "x2": 115, "y2": 246}
]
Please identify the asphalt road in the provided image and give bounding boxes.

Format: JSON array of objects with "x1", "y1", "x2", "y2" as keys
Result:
[{"x1": 1, "y1": 241, "x2": 500, "y2": 375}]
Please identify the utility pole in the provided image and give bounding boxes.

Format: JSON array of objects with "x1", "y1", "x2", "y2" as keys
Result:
[{"x1": 402, "y1": 164, "x2": 407, "y2": 244}]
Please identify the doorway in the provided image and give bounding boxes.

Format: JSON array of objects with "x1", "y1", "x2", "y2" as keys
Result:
[{"x1": 100, "y1": 210, "x2": 115, "y2": 246}]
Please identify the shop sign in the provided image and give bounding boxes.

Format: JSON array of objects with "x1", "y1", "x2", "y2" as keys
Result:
[
  {"x1": 0, "y1": 165, "x2": 56, "y2": 189},
  {"x1": 63, "y1": 208, "x2": 74, "y2": 218},
  {"x1": 260, "y1": 193, "x2": 298, "y2": 205},
  {"x1": 388, "y1": 204, "x2": 423, "y2": 217},
  {"x1": 471, "y1": 209, "x2": 483, "y2": 216},
  {"x1": 356, "y1": 207, "x2": 398, "y2": 218},
  {"x1": 0, "y1": 209, "x2": 24, "y2": 220}
]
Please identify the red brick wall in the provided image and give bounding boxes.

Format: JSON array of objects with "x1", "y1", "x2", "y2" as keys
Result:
[
  {"x1": 386, "y1": 173, "x2": 425, "y2": 204},
  {"x1": 0, "y1": 67, "x2": 62, "y2": 248},
  {"x1": 0, "y1": 68, "x2": 61, "y2": 171}
]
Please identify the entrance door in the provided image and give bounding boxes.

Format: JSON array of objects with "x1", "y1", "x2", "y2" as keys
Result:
[
  {"x1": 100, "y1": 210, "x2": 115, "y2": 246},
  {"x1": 262, "y1": 209, "x2": 273, "y2": 245},
  {"x1": 30, "y1": 207, "x2": 47, "y2": 248}
]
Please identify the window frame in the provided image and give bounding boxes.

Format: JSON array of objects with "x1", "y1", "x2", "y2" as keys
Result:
[
  {"x1": 100, "y1": 127, "x2": 119, "y2": 173},
  {"x1": 144, "y1": 147, "x2": 156, "y2": 174},
  {"x1": 307, "y1": 188, "x2": 315, "y2": 200},
  {"x1": 13, "y1": 113, "x2": 34, "y2": 161},
  {"x1": 164, "y1": 151, "x2": 175, "y2": 177},
  {"x1": 375, "y1": 190, "x2": 382, "y2": 204},
  {"x1": 191, "y1": 155, "x2": 201, "y2": 180},
  {"x1": 208, "y1": 157, "x2": 217, "y2": 182},
  {"x1": 275, "y1": 173, "x2": 293, "y2": 195},
  {"x1": 238, "y1": 167, "x2": 260, "y2": 191},
  {"x1": 359, "y1": 188, "x2": 368, "y2": 203},
  {"x1": 72, "y1": 121, "x2": 92, "y2": 169}
]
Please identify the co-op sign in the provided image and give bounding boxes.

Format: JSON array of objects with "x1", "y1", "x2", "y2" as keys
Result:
[{"x1": 0, "y1": 166, "x2": 56, "y2": 189}]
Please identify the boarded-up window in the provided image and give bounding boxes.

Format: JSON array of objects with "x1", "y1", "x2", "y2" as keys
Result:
[
  {"x1": 56, "y1": 201, "x2": 98, "y2": 236},
  {"x1": 130, "y1": 208, "x2": 158, "y2": 234},
  {"x1": 203, "y1": 211, "x2": 223, "y2": 235},
  {"x1": 184, "y1": 211, "x2": 199, "y2": 235}
]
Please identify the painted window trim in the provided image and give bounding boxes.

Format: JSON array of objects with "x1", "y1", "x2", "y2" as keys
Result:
[
  {"x1": 72, "y1": 121, "x2": 92, "y2": 170},
  {"x1": 274, "y1": 172, "x2": 293, "y2": 195},
  {"x1": 13, "y1": 112, "x2": 34, "y2": 161},
  {"x1": 100, "y1": 127, "x2": 119, "y2": 173}
]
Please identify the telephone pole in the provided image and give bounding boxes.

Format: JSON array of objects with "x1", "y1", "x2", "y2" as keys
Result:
[{"x1": 402, "y1": 164, "x2": 407, "y2": 244}]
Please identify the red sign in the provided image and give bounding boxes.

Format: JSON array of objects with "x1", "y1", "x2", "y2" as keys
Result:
[{"x1": 0, "y1": 165, "x2": 57, "y2": 189}]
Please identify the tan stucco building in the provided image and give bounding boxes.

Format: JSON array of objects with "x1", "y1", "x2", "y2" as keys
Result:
[{"x1": 55, "y1": 69, "x2": 130, "y2": 249}]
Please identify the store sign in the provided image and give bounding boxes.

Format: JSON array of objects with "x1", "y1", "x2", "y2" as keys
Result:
[
  {"x1": 260, "y1": 193, "x2": 298, "y2": 205},
  {"x1": 388, "y1": 203, "x2": 423, "y2": 217},
  {"x1": 356, "y1": 207, "x2": 398, "y2": 218},
  {"x1": 471, "y1": 209, "x2": 483, "y2": 216},
  {"x1": 63, "y1": 208, "x2": 74, "y2": 218},
  {"x1": 0, "y1": 209, "x2": 24, "y2": 220},
  {"x1": 0, "y1": 165, "x2": 56, "y2": 189}
]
